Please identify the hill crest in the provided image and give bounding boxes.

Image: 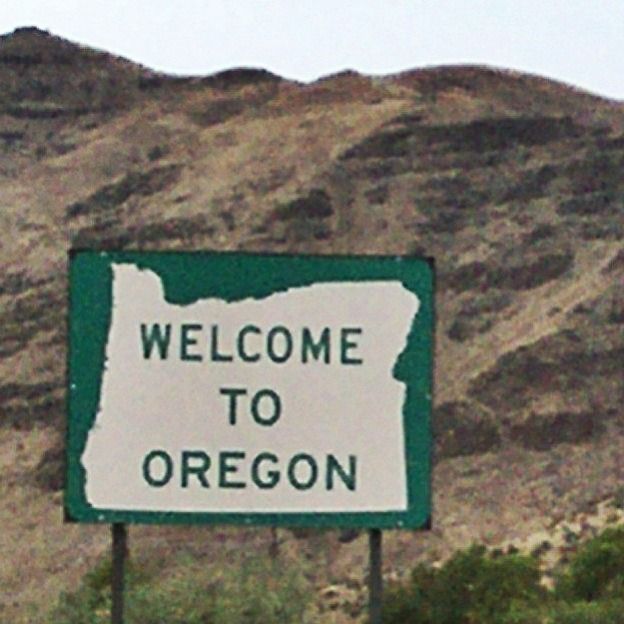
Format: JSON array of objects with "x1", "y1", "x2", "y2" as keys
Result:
[{"x1": 0, "y1": 26, "x2": 623, "y2": 622}]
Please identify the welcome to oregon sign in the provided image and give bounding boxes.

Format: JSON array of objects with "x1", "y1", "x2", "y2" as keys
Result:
[{"x1": 66, "y1": 251, "x2": 433, "y2": 528}]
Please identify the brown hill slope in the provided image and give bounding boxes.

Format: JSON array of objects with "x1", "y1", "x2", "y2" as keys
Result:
[{"x1": 0, "y1": 28, "x2": 623, "y2": 620}]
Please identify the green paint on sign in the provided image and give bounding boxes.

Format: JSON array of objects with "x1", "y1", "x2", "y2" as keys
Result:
[{"x1": 66, "y1": 250, "x2": 433, "y2": 529}]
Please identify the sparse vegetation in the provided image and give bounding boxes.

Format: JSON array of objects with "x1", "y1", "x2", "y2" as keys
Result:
[
  {"x1": 45, "y1": 529, "x2": 624, "y2": 624},
  {"x1": 2, "y1": 27, "x2": 624, "y2": 624},
  {"x1": 556, "y1": 526, "x2": 624, "y2": 602},
  {"x1": 383, "y1": 528, "x2": 624, "y2": 624},
  {"x1": 382, "y1": 544, "x2": 544, "y2": 624},
  {"x1": 46, "y1": 552, "x2": 313, "y2": 624}
]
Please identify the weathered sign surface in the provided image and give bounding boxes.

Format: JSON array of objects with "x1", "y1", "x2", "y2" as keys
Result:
[{"x1": 66, "y1": 251, "x2": 433, "y2": 527}]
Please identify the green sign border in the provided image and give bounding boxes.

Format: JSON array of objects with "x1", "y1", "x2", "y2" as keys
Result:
[{"x1": 66, "y1": 250, "x2": 433, "y2": 529}]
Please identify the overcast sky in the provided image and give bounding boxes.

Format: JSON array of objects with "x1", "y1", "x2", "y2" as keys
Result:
[{"x1": 1, "y1": 1, "x2": 622, "y2": 100}]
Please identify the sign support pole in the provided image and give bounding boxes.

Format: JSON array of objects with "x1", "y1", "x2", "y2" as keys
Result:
[
  {"x1": 111, "y1": 523, "x2": 127, "y2": 624},
  {"x1": 369, "y1": 528, "x2": 383, "y2": 624}
]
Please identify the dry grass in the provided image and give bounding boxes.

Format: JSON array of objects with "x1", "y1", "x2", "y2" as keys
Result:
[{"x1": 1, "y1": 26, "x2": 624, "y2": 622}]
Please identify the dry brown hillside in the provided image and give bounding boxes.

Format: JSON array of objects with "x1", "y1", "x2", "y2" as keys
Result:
[{"x1": 1, "y1": 27, "x2": 623, "y2": 622}]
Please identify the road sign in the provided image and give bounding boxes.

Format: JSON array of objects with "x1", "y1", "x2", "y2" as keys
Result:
[{"x1": 66, "y1": 251, "x2": 433, "y2": 528}]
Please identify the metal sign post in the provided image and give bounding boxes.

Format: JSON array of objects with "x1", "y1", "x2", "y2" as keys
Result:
[
  {"x1": 369, "y1": 528, "x2": 383, "y2": 624},
  {"x1": 111, "y1": 523, "x2": 127, "y2": 624}
]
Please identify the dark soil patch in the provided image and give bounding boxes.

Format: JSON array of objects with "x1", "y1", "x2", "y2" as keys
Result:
[
  {"x1": 247, "y1": 166, "x2": 295, "y2": 195},
  {"x1": 34, "y1": 443, "x2": 65, "y2": 491},
  {"x1": 447, "y1": 291, "x2": 512, "y2": 342},
  {"x1": 341, "y1": 127, "x2": 413, "y2": 160},
  {"x1": 189, "y1": 82, "x2": 278, "y2": 126},
  {"x1": 509, "y1": 411, "x2": 606, "y2": 451},
  {"x1": 5, "y1": 104, "x2": 89, "y2": 119},
  {"x1": 0, "y1": 287, "x2": 64, "y2": 358},
  {"x1": 71, "y1": 230, "x2": 134, "y2": 249},
  {"x1": 602, "y1": 249, "x2": 624, "y2": 274},
  {"x1": 597, "y1": 134, "x2": 624, "y2": 151},
  {"x1": 490, "y1": 252, "x2": 574, "y2": 290},
  {"x1": 564, "y1": 152, "x2": 624, "y2": 195},
  {"x1": 447, "y1": 317, "x2": 493, "y2": 342},
  {"x1": 433, "y1": 401, "x2": 501, "y2": 460},
  {"x1": 0, "y1": 272, "x2": 52, "y2": 296},
  {"x1": 271, "y1": 188, "x2": 333, "y2": 221},
  {"x1": 217, "y1": 210, "x2": 236, "y2": 231},
  {"x1": 577, "y1": 218, "x2": 624, "y2": 241},
  {"x1": 446, "y1": 251, "x2": 573, "y2": 292},
  {"x1": 421, "y1": 174, "x2": 473, "y2": 195},
  {"x1": 347, "y1": 157, "x2": 412, "y2": 180},
  {"x1": 424, "y1": 208, "x2": 471, "y2": 234},
  {"x1": 0, "y1": 382, "x2": 64, "y2": 429},
  {"x1": 523, "y1": 223, "x2": 557, "y2": 244},
  {"x1": 200, "y1": 68, "x2": 282, "y2": 90},
  {"x1": 189, "y1": 98, "x2": 246, "y2": 127},
  {"x1": 412, "y1": 150, "x2": 503, "y2": 174},
  {"x1": 264, "y1": 189, "x2": 335, "y2": 244},
  {"x1": 147, "y1": 144, "x2": 170, "y2": 161},
  {"x1": 364, "y1": 184, "x2": 389, "y2": 205},
  {"x1": 0, "y1": 130, "x2": 25, "y2": 145},
  {"x1": 0, "y1": 381, "x2": 59, "y2": 404},
  {"x1": 0, "y1": 52, "x2": 44, "y2": 67},
  {"x1": 66, "y1": 164, "x2": 182, "y2": 219},
  {"x1": 422, "y1": 116, "x2": 581, "y2": 152},
  {"x1": 557, "y1": 192, "x2": 622, "y2": 216},
  {"x1": 469, "y1": 334, "x2": 624, "y2": 414},
  {"x1": 572, "y1": 286, "x2": 624, "y2": 325},
  {"x1": 2, "y1": 396, "x2": 64, "y2": 430},
  {"x1": 132, "y1": 215, "x2": 216, "y2": 245},
  {"x1": 502, "y1": 165, "x2": 558, "y2": 202},
  {"x1": 415, "y1": 185, "x2": 493, "y2": 234},
  {"x1": 72, "y1": 215, "x2": 217, "y2": 249},
  {"x1": 342, "y1": 116, "x2": 581, "y2": 163}
]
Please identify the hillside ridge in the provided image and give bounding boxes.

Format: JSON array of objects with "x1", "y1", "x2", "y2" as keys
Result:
[{"x1": 0, "y1": 27, "x2": 623, "y2": 622}]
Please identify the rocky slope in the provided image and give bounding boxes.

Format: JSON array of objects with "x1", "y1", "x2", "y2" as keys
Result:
[{"x1": 0, "y1": 27, "x2": 623, "y2": 621}]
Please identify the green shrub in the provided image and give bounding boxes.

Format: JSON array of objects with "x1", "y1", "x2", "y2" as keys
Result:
[
  {"x1": 211, "y1": 555, "x2": 312, "y2": 624},
  {"x1": 47, "y1": 554, "x2": 155, "y2": 623},
  {"x1": 125, "y1": 574, "x2": 217, "y2": 624},
  {"x1": 47, "y1": 553, "x2": 311, "y2": 624},
  {"x1": 82, "y1": 554, "x2": 152, "y2": 596},
  {"x1": 548, "y1": 598, "x2": 624, "y2": 624},
  {"x1": 382, "y1": 544, "x2": 544, "y2": 624},
  {"x1": 556, "y1": 526, "x2": 624, "y2": 601},
  {"x1": 465, "y1": 550, "x2": 546, "y2": 623},
  {"x1": 382, "y1": 564, "x2": 436, "y2": 622},
  {"x1": 46, "y1": 587, "x2": 110, "y2": 624},
  {"x1": 499, "y1": 602, "x2": 548, "y2": 624},
  {"x1": 497, "y1": 599, "x2": 624, "y2": 624}
]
